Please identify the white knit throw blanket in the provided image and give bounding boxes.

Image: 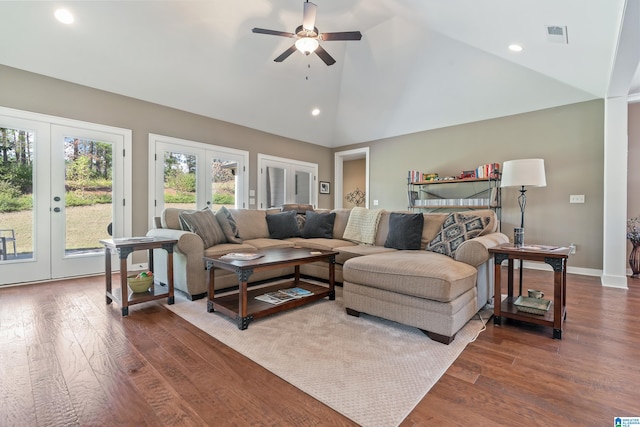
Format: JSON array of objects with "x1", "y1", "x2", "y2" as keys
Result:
[{"x1": 342, "y1": 207, "x2": 384, "y2": 245}]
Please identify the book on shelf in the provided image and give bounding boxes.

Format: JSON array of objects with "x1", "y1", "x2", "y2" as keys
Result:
[{"x1": 255, "y1": 287, "x2": 313, "y2": 304}]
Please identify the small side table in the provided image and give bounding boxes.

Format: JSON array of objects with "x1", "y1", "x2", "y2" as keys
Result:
[
  {"x1": 100, "y1": 237, "x2": 178, "y2": 316},
  {"x1": 489, "y1": 243, "x2": 571, "y2": 339}
]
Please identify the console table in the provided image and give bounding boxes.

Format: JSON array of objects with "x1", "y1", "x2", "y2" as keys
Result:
[
  {"x1": 489, "y1": 243, "x2": 570, "y2": 339},
  {"x1": 100, "y1": 237, "x2": 177, "y2": 316}
]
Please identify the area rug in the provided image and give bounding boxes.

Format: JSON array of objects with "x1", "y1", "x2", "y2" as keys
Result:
[{"x1": 165, "y1": 284, "x2": 489, "y2": 427}]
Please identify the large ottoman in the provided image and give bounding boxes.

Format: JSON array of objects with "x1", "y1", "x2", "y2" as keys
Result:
[{"x1": 342, "y1": 251, "x2": 479, "y2": 344}]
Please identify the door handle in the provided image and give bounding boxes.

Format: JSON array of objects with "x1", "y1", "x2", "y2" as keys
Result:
[
  {"x1": 53, "y1": 196, "x2": 61, "y2": 202},
  {"x1": 53, "y1": 207, "x2": 61, "y2": 213}
]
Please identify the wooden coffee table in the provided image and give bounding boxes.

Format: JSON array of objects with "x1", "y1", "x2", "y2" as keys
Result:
[{"x1": 204, "y1": 247, "x2": 337, "y2": 330}]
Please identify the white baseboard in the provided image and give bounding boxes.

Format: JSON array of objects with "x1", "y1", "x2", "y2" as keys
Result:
[{"x1": 520, "y1": 260, "x2": 602, "y2": 277}]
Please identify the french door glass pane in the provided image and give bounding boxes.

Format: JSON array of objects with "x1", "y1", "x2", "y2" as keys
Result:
[
  {"x1": 211, "y1": 158, "x2": 236, "y2": 210},
  {"x1": 0, "y1": 127, "x2": 34, "y2": 261},
  {"x1": 295, "y1": 170, "x2": 311, "y2": 204},
  {"x1": 164, "y1": 151, "x2": 197, "y2": 210},
  {"x1": 63, "y1": 136, "x2": 113, "y2": 256},
  {"x1": 266, "y1": 166, "x2": 286, "y2": 208}
]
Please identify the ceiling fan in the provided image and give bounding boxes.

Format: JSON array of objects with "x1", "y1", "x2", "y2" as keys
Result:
[{"x1": 252, "y1": 1, "x2": 362, "y2": 66}]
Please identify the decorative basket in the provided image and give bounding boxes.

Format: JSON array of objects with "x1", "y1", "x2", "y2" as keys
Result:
[
  {"x1": 127, "y1": 274, "x2": 153, "y2": 293},
  {"x1": 514, "y1": 296, "x2": 551, "y2": 315}
]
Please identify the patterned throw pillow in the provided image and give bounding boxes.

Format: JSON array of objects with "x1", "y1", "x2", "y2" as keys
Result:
[
  {"x1": 426, "y1": 213, "x2": 489, "y2": 257},
  {"x1": 215, "y1": 206, "x2": 242, "y2": 244},
  {"x1": 179, "y1": 208, "x2": 227, "y2": 248}
]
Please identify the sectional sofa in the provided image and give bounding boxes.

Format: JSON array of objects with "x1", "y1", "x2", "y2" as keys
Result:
[{"x1": 147, "y1": 205, "x2": 508, "y2": 343}]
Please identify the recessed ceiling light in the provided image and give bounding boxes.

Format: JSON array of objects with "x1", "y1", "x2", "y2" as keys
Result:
[
  {"x1": 508, "y1": 44, "x2": 523, "y2": 52},
  {"x1": 55, "y1": 8, "x2": 74, "y2": 25},
  {"x1": 311, "y1": 108, "x2": 320, "y2": 116}
]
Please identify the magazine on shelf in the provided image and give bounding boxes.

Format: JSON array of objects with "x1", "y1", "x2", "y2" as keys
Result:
[
  {"x1": 220, "y1": 252, "x2": 263, "y2": 261},
  {"x1": 255, "y1": 291, "x2": 296, "y2": 304},
  {"x1": 255, "y1": 287, "x2": 313, "y2": 304},
  {"x1": 280, "y1": 287, "x2": 313, "y2": 298}
]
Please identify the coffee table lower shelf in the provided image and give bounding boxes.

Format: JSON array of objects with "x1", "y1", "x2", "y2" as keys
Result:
[{"x1": 208, "y1": 280, "x2": 332, "y2": 328}]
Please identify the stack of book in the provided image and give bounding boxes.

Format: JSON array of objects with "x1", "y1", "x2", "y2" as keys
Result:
[
  {"x1": 475, "y1": 163, "x2": 500, "y2": 179},
  {"x1": 255, "y1": 287, "x2": 313, "y2": 304}
]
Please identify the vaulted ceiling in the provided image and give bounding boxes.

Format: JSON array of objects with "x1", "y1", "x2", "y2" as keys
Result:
[{"x1": 0, "y1": 1, "x2": 630, "y2": 147}]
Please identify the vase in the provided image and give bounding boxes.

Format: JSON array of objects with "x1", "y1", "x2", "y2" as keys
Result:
[{"x1": 630, "y1": 241, "x2": 640, "y2": 278}]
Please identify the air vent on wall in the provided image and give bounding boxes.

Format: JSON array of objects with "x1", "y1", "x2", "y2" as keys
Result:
[{"x1": 546, "y1": 25, "x2": 568, "y2": 44}]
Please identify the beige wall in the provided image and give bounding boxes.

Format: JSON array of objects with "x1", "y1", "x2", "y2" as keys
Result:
[
  {"x1": 0, "y1": 65, "x2": 334, "y2": 237},
  {"x1": 336, "y1": 100, "x2": 605, "y2": 269},
  {"x1": 342, "y1": 159, "x2": 366, "y2": 208},
  {"x1": 1, "y1": 65, "x2": 606, "y2": 270}
]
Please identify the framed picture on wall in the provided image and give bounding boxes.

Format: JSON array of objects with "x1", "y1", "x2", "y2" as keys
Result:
[{"x1": 319, "y1": 181, "x2": 330, "y2": 194}]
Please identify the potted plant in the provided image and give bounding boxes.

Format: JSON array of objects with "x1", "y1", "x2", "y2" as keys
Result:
[{"x1": 628, "y1": 217, "x2": 640, "y2": 277}]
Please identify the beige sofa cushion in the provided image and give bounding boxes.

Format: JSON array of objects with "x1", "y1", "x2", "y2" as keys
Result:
[
  {"x1": 334, "y1": 244, "x2": 396, "y2": 265},
  {"x1": 228, "y1": 208, "x2": 270, "y2": 240},
  {"x1": 289, "y1": 237, "x2": 358, "y2": 251},
  {"x1": 203, "y1": 242, "x2": 257, "y2": 257},
  {"x1": 332, "y1": 209, "x2": 352, "y2": 239},
  {"x1": 343, "y1": 251, "x2": 477, "y2": 303},
  {"x1": 244, "y1": 238, "x2": 295, "y2": 250}
]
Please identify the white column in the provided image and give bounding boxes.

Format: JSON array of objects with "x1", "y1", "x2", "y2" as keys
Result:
[{"x1": 602, "y1": 97, "x2": 629, "y2": 288}]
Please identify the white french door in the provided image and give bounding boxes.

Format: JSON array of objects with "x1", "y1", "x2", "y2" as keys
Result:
[
  {"x1": 50, "y1": 124, "x2": 129, "y2": 278},
  {"x1": 148, "y1": 134, "x2": 248, "y2": 221},
  {"x1": 257, "y1": 154, "x2": 317, "y2": 209},
  {"x1": 0, "y1": 107, "x2": 131, "y2": 286}
]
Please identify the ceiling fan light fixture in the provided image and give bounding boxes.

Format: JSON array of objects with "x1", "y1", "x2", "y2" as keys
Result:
[{"x1": 295, "y1": 37, "x2": 319, "y2": 55}]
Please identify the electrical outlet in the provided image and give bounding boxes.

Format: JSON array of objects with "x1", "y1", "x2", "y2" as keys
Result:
[
  {"x1": 569, "y1": 244, "x2": 576, "y2": 254},
  {"x1": 373, "y1": 200, "x2": 379, "y2": 206},
  {"x1": 569, "y1": 195, "x2": 585, "y2": 203}
]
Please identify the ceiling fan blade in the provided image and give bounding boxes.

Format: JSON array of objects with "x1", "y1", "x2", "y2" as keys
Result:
[
  {"x1": 320, "y1": 31, "x2": 362, "y2": 41},
  {"x1": 315, "y1": 45, "x2": 336, "y2": 66},
  {"x1": 302, "y1": 1, "x2": 317, "y2": 31},
  {"x1": 252, "y1": 28, "x2": 295, "y2": 38},
  {"x1": 274, "y1": 45, "x2": 298, "y2": 62}
]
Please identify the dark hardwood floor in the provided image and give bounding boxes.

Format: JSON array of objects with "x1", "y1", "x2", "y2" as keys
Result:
[{"x1": 1, "y1": 269, "x2": 638, "y2": 426}]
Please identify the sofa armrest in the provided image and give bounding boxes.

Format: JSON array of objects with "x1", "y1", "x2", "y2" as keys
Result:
[
  {"x1": 454, "y1": 232, "x2": 509, "y2": 267},
  {"x1": 146, "y1": 228, "x2": 205, "y2": 254}
]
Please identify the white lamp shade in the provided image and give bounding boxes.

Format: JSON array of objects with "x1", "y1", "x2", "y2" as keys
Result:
[{"x1": 500, "y1": 158, "x2": 546, "y2": 188}]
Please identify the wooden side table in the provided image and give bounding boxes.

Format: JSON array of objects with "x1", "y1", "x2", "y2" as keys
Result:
[
  {"x1": 489, "y1": 243, "x2": 571, "y2": 339},
  {"x1": 100, "y1": 237, "x2": 178, "y2": 316}
]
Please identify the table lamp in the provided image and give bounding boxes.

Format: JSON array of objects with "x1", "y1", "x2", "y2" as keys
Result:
[
  {"x1": 501, "y1": 158, "x2": 547, "y2": 231},
  {"x1": 501, "y1": 158, "x2": 547, "y2": 292}
]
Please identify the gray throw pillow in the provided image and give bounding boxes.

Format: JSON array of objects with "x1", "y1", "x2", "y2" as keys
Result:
[
  {"x1": 266, "y1": 210, "x2": 302, "y2": 239},
  {"x1": 302, "y1": 210, "x2": 335, "y2": 239},
  {"x1": 215, "y1": 206, "x2": 242, "y2": 244},
  {"x1": 426, "y1": 213, "x2": 489, "y2": 257},
  {"x1": 384, "y1": 212, "x2": 424, "y2": 250},
  {"x1": 179, "y1": 208, "x2": 227, "y2": 248}
]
